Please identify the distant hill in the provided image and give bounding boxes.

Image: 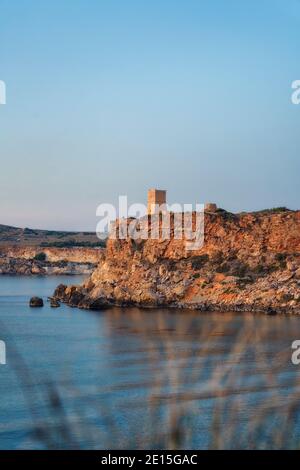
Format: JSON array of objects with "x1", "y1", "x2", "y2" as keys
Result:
[{"x1": 0, "y1": 224, "x2": 106, "y2": 248}]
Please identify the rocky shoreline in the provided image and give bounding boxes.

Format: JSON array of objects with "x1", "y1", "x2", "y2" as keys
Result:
[
  {"x1": 53, "y1": 285, "x2": 293, "y2": 315},
  {"x1": 0, "y1": 258, "x2": 96, "y2": 275},
  {"x1": 0, "y1": 246, "x2": 104, "y2": 275},
  {"x1": 53, "y1": 209, "x2": 300, "y2": 315}
]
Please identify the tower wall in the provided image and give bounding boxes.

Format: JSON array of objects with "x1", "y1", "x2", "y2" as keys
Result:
[{"x1": 147, "y1": 189, "x2": 167, "y2": 214}]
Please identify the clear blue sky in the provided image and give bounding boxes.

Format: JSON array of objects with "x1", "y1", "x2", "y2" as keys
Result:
[{"x1": 0, "y1": 0, "x2": 299, "y2": 230}]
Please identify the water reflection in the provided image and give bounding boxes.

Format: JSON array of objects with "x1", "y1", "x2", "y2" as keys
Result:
[
  {"x1": 96, "y1": 309, "x2": 300, "y2": 449},
  {"x1": 1, "y1": 278, "x2": 300, "y2": 449}
]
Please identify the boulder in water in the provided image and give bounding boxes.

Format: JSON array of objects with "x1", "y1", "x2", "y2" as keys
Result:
[
  {"x1": 50, "y1": 299, "x2": 60, "y2": 308},
  {"x1": 29, "y1": 296, "x2": 44, "y2": 307}
]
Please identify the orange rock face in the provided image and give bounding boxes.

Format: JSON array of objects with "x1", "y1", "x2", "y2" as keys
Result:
[{"x1": 54, "y1": 210, "x2": 300, "y2": 314}]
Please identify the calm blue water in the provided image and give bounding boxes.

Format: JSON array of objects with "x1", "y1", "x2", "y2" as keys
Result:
[{"x1": 0, "y1": 275, "x2": 300, "y2": 449}]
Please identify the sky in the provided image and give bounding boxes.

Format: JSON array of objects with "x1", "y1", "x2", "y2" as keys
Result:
[{"x1": 0, "y1": 0, "x2": 300, "y2": 230}]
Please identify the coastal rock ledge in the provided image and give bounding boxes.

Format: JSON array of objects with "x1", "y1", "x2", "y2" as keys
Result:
[{"x1": 54, "y1": 210, "x2": 300, "y2": 314}]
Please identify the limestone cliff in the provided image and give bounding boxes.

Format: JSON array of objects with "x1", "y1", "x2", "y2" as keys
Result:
[
  {"x1": 0, "y1": 246, "x2": 104, "y2": 275},
  {"x1": 54, "y1": 209, "x2": 300, "y2": 314}
]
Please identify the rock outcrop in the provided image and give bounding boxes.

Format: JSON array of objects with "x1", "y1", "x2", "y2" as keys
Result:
[
  {"x1": 50, "y1": 298, "x2": 60, "y2": 308},
  {"x1": 29, "y1": 297, "x2": 44, "y2": 307},
  {"x1": 53, "y1": 209, "x2": 300, "y2": 314}
]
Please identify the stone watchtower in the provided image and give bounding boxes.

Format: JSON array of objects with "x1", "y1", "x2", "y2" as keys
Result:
[
  {"x1": 147, "y1": 189, "x2": 166, "y2": 214},
  {"x1": 204, "y1": 202, "x2": 217, "y2": 212}
]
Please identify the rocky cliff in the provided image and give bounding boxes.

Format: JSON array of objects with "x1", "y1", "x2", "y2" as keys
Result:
[
  {"x1": 0, "y1": 246, "x2": 104, "y2": 275},
  {"x1": 54, "y1": 209, "x2": 300, "y2": 314}
]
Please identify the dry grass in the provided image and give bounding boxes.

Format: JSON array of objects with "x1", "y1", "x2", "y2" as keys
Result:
[{"x1": 4, "y1": 311, "x2": 300, "y2": 449}]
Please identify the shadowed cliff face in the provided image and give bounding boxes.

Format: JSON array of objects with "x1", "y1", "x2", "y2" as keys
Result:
[{"x1": 54, "y1": 210, "x2": 300, "y2": 314}]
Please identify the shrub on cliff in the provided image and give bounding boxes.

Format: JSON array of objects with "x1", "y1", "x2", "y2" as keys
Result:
[
  {"x1": 40, "y1": 240, "x2": 106, "y2": 248},
  {"x1": 275, "y1": 252, "x2": 287, "y2": 268},
  {"x1": 254, "y1": 207, "x2": 290, "y2": 215},
  {"x1": 191, "y1": 254, "x2": 209, "y2": 270},
  {"x1": 34, "y1": 252, "x2": 46, "y2": 261}
]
